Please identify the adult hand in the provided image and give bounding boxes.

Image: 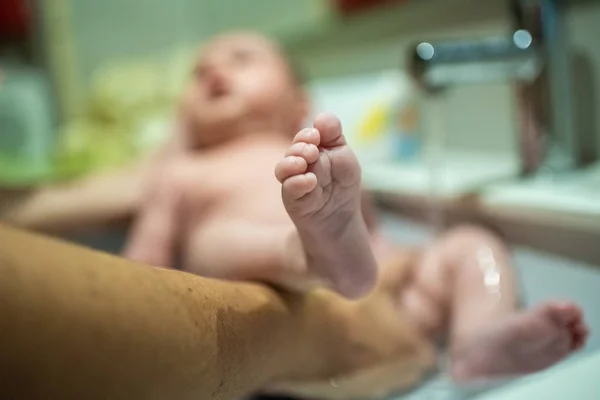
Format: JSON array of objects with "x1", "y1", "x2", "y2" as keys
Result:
[{"x1": 267, "y1": 253, "x2": 437, "y2": 399}]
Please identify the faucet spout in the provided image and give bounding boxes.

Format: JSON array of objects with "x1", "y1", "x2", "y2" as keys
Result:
[{"x1": 409, "y1": 0, "x2": 578, "y2": 176}]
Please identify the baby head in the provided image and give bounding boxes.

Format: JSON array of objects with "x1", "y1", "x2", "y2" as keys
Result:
[{"x1": 179, "y1": 31, "x2": 308, "y2": 147}]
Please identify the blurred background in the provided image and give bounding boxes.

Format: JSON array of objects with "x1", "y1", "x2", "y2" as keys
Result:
[{"x1": 1, "y1": 0, "x2": 600, "y2": 398}]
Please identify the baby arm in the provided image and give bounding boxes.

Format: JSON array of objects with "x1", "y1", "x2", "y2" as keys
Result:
[
  {"x1": 0, "y1": 163, "x2": 148, "y2": 234},
  {"x1": 0, "y1": 129, "x2": 188, "y2": 235},
  {"x1": 123, "y1": 165, "x2": 181, "y2": 267}
]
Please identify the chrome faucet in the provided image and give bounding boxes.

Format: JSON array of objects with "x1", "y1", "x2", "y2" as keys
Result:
[{"x1": 409, "y1": 0, "x2": 578, "y2": 176}]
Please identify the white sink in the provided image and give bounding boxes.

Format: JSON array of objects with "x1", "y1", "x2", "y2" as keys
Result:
[
  {"x1": 359, "y1": 150, "x2": 519, "y2": 198},
  {"x1": 381, "y1": 214, "x2": 600, "y2": 400},
  {"x1": 473, "y1": 351, "x2": 600, "y2": 400},
  {"x1": 482, "y1": 163, "x2": 600, "y2": 217}
]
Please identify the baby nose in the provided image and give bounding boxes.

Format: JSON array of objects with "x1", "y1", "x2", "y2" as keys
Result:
[
  {"x1": 202, "y1": 65, "x2": 229, "y2": 97},
  {"x1": 203, "y1": 64, "x2": 225, "y2": 84}
]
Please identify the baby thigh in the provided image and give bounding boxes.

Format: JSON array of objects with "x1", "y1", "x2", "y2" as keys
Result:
[
  {"x1": 183, "y1": 215, "x2": 326, "y2": 291},
  {"x1": 397, "y1": 225, "x2": 517, "y2": 343},
  {"x1": 183, "y1": 217, "x2": 291, "y2": 279},
  {"x1": 395, "y1": 249, "x2": 449, "y2": 341}
]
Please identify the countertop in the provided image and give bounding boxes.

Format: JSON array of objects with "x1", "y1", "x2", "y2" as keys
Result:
[
  {"x1": 360, "y1": 151, "x2": 600, "y2": 219},
  {"x1": 360, "y1": 152, "x2": 600, "y2": 265},
  {"x1": 359, "y1": 150, "x2": 521, "y2": 199}
]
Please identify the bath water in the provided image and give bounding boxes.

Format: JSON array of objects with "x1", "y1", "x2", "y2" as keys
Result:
[{"x1": 424, "y1": 93, "x2": 447, "y2": 234}]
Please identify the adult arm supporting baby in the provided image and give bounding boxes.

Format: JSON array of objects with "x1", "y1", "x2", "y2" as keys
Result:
[{"x1": 0, "y1": 224, "x2": 430, "y2": 399}]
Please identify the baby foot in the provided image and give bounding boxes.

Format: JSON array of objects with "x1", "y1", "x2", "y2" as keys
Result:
[
  {"x1": 451, "y1": 301, "x2": 589, "y2": 382},
  {"x1": 274, "y1": 112, "x2": 378, "y2": 298}
]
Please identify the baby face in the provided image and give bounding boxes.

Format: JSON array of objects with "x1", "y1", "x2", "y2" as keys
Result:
[{"x1": 180, "y1": 32, "x2": 304, "y2": 146}]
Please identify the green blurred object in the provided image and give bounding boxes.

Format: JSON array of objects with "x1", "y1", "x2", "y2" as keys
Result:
[
  {"x1": 0, "y1": 67, "x2": 56, "y2": 186},
  {"x1": 53, "y1": 120, "x2": 136, "y2": 181},
  {"x1": 0, "y1": 156, "x2": 53, "y2": 186}
]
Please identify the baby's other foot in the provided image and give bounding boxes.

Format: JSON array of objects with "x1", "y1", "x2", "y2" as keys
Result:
[
  {"x1": 451, "y1": 301, "x2": 588, "y2": 382},
  {"x1": 274, "y1": 112, "x2": 378, "y2": 298}
]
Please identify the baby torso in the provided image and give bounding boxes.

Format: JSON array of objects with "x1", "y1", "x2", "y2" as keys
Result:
[{"x1": 163, "y1": 138, "x2": 292, "y2": 268}]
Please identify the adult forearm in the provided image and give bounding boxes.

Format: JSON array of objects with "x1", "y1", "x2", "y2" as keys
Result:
[{"x1": 0, "y1": 225, "x2": 344, "y2": 399}]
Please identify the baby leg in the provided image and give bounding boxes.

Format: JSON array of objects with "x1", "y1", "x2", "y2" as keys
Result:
[
  {"x1": 184, "y1": 201, "x2": 379, "y2": 296},
  {"x1": 183, "y1": 113, "x2": 378, "y2": 299},
  {"x1": 275, "y1": 112, "x2": 379, "y2": 298},
  {"x1": 183, "y1": 219, "x2": 327, "y2": 292},
  {"x1": 404, "y1": 225, "x2": 588, "y2": 381}
]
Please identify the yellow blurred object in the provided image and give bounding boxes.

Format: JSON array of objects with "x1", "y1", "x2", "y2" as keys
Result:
[
  {"x1": 89, "y1": 61, "x2": 166, "y2": 123},
  {"x1": 356, "y1": 102, "x2": 390, "y2": 144},
  {"x1": 353, "y1": 71, "x2": 422, "y2": 161}
]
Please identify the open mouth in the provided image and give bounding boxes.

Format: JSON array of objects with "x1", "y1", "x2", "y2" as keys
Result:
[{"x1": 207, "y1": 82, "x2": 230, "y2": 100}]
